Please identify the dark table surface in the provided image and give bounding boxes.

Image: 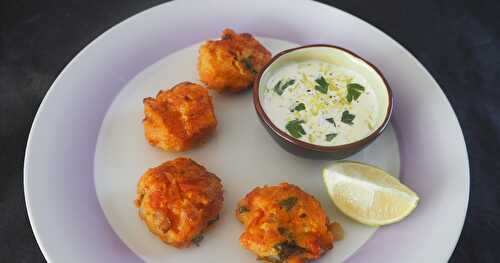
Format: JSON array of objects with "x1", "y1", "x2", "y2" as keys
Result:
[{"x1": 1, "y1": 0, "x2": 499, "y2": 262}]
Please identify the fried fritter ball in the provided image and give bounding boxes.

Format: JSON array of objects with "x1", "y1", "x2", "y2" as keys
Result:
[
  {"x1": 143, "y1": 82, "x2": 217, "y2": 152},
  {"x1": 236, "y1": 183, "x2": 338, "y2": 263},
  {"x1": 198, "y1": 28, "x2": 272, "y2": 92},
  {"x1": 135, "y1": 157, "x2": 223, "y2": 248}
]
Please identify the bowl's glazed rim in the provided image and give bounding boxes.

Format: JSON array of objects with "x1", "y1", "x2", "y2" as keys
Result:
[{"x1": 253, "y1": 44, "x2": 393, "y2": 153}]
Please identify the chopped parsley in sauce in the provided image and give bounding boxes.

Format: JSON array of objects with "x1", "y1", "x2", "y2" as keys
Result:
[{"x1": 262, "y1": 60, "x2": 379, "y2": 146}]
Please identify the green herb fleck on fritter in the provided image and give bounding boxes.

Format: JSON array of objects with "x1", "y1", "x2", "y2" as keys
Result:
[
  {"x1": 278, "y1": 227, "x2": 293, "y2": 240},
  {"x1": 207, "y1": 215, "x2": 219, "y2": 225},
  {"x1": 274, "y1": 241, "x2": 305, "y2": 261},
  {"x1": 258, "y1": 255, "x2": 282, "y2": 263},
  {"x1": 239, "y1": 206, "x2": 250, "y2": 213},
  {"x1": 242, "y1": 57, "x2": 257, "y2": 74},
  {"x1": 191, "y1": 234, "x2": 204, "y2": 246},
  {"x1": 279, "y1": 197, "x2": 298, "y2": 211}
]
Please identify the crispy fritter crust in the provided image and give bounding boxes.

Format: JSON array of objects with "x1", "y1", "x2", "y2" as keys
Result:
[
  {"x1": 236, "y1": 183, "x2": 335, "y2": 263},
  {"x1": 135, "y1": 157, "x2": 223, "y2": 248},
  {"x1": 143, "y1": 82, "x2": 217, "y2": 151},
  {"x1": 198, "y1": 28, "x2": 272, "y2": 92}
]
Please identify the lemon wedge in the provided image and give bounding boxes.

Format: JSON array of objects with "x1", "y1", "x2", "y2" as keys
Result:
[{"x1": 323, "y1": 161, "x2": 419, "y2": 226}]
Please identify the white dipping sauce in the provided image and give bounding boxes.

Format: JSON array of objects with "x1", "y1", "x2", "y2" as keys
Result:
[{"x1": 262, "y1": 60, "x2": 379, "y2": 146}]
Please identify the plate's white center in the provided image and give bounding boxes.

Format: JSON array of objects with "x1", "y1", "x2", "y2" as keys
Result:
[{"x1": 94, "y1": 38, "x2": 400, "y2": 263}]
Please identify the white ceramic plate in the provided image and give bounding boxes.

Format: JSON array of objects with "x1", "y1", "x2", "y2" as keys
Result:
[
  {"x1": 24, "y1": 0, "x2": 469, "y2": 262},
  {"x1": 94, "y1": 38, "x2": 400, "y2": 263}
]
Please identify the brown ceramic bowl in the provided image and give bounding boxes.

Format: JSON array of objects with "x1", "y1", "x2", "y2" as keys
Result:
[{"x1": 253, "y1": 44, "x2": 393, "y2": 159}]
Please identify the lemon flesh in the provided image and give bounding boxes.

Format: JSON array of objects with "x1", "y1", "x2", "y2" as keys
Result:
[{"x1": 323, "y1": 161, "x2": 419, "y2": 226}]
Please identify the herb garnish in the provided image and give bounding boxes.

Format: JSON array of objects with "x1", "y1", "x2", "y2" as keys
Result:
[
  {"x1": 294, "y1": 103, "x2": 306, "y2": 111},
  {"x1": 279, "y1": 197, "x2": 298, "y2": 211},
  {"x1": 346, "y1": 83, "x2": 365, "y2": 102},
  {"x1": 274, "y1": 79, "x2": 296, "y2": 95},
  {"x1": 191, "y1": 234, "x2": 204, "y2": 246},
  {"x1": 341, "y1": 110, "x2": 356, "y2": 125},
  {"x1": 314, "y1": 76, "x2": 329, "y2": 94},
  {"x1": 274, "y1": 241, "x2": 305, "y2": 261},
  {"x1": 207, "y1": 215, "x2": 219, "y2": 225},
  {"x1": 258, "y1": 255, "x2": 282, "y2": 263},
  {"x1": 239, "y1": 206, "x2": 250, "y2": 213},
  {"x1": 326, "y1": 133, "x2": 338, "y2": 142},
  {"x1": 326, "y1": 118, "x2": 336, "y2": 127},
  {"x1": 285, "y1": 120, "x2": 306, "y2": 138},
  {"x1": 242, "y1": 57, "x2": 257, "y2": 74},
  {"x1": 278, "y1": 227, "x2": 293, "y2": 240}
]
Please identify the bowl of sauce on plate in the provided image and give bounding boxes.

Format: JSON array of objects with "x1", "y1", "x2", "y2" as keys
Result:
[{"x1": 253, "y1": 45, "x2": 392, "y2": 159}]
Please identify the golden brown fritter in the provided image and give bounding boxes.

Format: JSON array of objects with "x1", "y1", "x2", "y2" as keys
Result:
[
  {"x1": 135, "y1": 157, "x2": 223, "y2": 248},
  {"x1": 198, "y1": 28, "x2": 272, "y2": 93},
  {"x1": 236, "y1": 183, "x2": 337, "y2": 263},
  {"x1": 143, "y1": 82, "x2": 217, "y2": 152}
]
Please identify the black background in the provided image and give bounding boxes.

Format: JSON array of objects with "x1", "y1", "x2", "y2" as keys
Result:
[{"x1": 1, "y1": 0, "x2": 499, "y2": 262}]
